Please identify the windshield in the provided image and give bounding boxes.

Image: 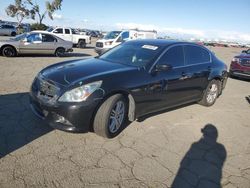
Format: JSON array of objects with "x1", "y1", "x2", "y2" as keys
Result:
[
  {"x1": 12, "y1": 33, "x2": 27, "y2": 41},
  {"x1": 46, "y1": 27, "x2": 54, "y2": 32},
  {"x1": 99, "y1": 43, "x2": 164, "y2": 67},
  {"x1": 103, "y1": 31, "x2": 121, "y2": 40}
]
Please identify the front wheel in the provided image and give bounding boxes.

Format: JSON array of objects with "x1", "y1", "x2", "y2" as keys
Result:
[
  {"x1": 199, "y1": 80, "x2": 220, "y2": 106},
  {"x1": 93, "y1": 94, "x2": 128, "y2": 138},
  {"x1": 2, "y1": 46, "x2": 16, "y2": 57}
]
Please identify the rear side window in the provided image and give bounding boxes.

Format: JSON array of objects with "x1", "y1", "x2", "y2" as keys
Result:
[
  {"x1": 158, "y1": 46, "x2": 184, "y2": 67},
  {"x1": 65, "y1": 29, "x2": 70, "y2": 34},
  {"x1": 185, "y1": 45, "x2": 210, "y2": 65},
  {"x1": 42, "y1": 34, "x2": 56, "y2": 42}
]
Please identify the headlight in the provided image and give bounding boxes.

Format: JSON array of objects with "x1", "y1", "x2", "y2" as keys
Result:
[
  {"x1": 105, "y1": 41, "x2": 112, "y2": 45},
  {"x1": 232, "y1": 57, "x2": 240, "y2": 63},
  {"x1": 58, "y1": 81, "x2": 102, "y2": 102}
]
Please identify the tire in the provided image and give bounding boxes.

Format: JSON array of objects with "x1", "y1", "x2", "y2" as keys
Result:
[
  {"x1": 11, "y1": 32, "x2": 16, "y2": 36},
  {"x1": 2, "y1": 46, "x2": 16, "y2": 57},
  {"x1": 78, "y1": 40, "x2": 86, "y2": 48},
  {"x1": 55, "y1": 48, "x2": 65, "y2": 57},
  {"x1": 93, "y1": 94, "x2": 128, "y2": 138},
  {"x1": 199, "y1": 80, "x2": 220, "y2": 106}
]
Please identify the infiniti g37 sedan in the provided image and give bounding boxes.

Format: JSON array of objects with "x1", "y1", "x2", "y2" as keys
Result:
[
  {"x1": 30, "y1": 40, "x2": 228, "y2": 138},
  {"x1": 0, "y1": 31, "x2": 73, "y2": 57}
]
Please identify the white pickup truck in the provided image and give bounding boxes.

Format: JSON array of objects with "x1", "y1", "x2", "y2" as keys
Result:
[{"x1": 47, "y1": 27, "x2": 91, "y2": 48}]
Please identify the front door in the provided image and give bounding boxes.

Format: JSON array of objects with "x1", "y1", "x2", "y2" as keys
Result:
[{"x1": 19, "y1": 33, "x2": 43, "y2": 54}]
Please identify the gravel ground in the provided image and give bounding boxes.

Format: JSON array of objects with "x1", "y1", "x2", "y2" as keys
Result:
[{"x1": 0, "y1": 36, "x2": 250, "y2": 188}]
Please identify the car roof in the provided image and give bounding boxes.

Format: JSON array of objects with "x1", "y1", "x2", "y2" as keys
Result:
[
  {"x1": 125, "y1": 39, "x2": 198, "y2": 47},
  {"x1": 31, "y1": 30, "x2": 53, "y2": 34}
]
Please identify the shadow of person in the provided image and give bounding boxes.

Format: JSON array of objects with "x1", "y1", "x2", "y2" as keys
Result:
[{"x1": 172, "y1": 124, "x2": 227, "y2": 188}]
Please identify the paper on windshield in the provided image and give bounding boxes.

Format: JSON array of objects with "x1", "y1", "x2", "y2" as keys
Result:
[{"x1": 142, "y1": 45, "x2": 158, "y2": 50}]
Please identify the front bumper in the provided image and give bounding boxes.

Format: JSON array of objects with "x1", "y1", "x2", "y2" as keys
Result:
[
  {"x1": 230, "y1": 62, "x2": 250, "y2": 79},
  {"x1": 29, "y1": 91, "x2": 100, "y2": 132},
  {"x1": 94, "y1": 47, "x2": 109, "y2": 55}
]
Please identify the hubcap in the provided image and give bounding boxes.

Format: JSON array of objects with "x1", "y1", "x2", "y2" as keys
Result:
[
  {"x1": 206, "y1": 84, "x2": 218, "y2": 103},
  {"x1": 109, "y1": 101, "x2": 125, "y2": 133},
  {"x1": 4, "y1": 48, "x2": 14, "y2": 56}
]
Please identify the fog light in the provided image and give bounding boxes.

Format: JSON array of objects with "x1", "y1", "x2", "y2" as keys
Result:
[{"x1": 53, "y1": 113, "x2": 72, "y2": 125}]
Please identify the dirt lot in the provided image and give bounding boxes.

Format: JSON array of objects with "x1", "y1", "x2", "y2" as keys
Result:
[{"x1": 0, "y1": 36, "x2": 250, "y2": 188}]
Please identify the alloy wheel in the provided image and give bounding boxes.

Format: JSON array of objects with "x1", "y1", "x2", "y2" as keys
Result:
[
  {"x1": 206, "y1": 83, "x2": 218, "y2": 104},
  {"x1": 109, "y1": 101, "x2": 125, "y2": 133}
]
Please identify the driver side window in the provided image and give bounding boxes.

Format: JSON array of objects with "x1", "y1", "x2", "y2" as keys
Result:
[
  {"x1": 27, "y1": 33, "x2": 41, "y2": 43},
  {"x1": 158, "y1": 46, "x2": 184, "y2": 67}
]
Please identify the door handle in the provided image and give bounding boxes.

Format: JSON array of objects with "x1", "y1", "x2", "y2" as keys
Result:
[{"x1": 207, "y1": 66, "x2": 212, "y2": 71}]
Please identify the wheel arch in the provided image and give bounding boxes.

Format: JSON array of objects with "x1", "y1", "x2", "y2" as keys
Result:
[
  {"x1": 0, "y1": 44, "x2": 18, "y2": 55},
  {"x1": 90, "y1": 90, "x2": 136, "y2": 131}
]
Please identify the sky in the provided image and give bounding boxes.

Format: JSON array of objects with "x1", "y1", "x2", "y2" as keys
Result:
[{"x1": 0, "y1": 0, "x2": 250, "y2": 42}]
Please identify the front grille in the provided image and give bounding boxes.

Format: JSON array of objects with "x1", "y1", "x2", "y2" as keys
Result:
[
  {"x1": 32, "y1": 74, "x2": 60, "y2": 103},
  {"x1": 96, "y1": 42, "x2": 103, "y2": 48},
  {"x1": 240, "y1": 59, "x2": 250, "y2": 67},
  {"x1": 39, "y1": 79, "x2": 58, "y2": 97}
]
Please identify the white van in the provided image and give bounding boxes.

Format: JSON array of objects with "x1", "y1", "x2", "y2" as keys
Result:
[{"x1": 95, "y1": 29, "x2": 157, "y2": 55}]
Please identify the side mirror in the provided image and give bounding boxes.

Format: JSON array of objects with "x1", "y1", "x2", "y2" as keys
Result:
[
  {"x1": 155, "y1": 64, "x2": 172, "y2": 72},
  {"x1": 242, "y1": 50, "x2": 247, "y2": 53},
  {"x1": 22, "y1": 38, "x2": 27, "y2": 42}
]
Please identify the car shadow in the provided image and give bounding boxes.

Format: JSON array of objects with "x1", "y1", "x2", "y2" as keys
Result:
[
  {"x1": 229, "y1": 75, "x2": 250, "y2": 82},
  {"x1": 0, "y1": 92, "x2": 53, "y2": 158},
  {"x1": 16, "y1": 53, "x2": 92, "y2": 58},
  {"x1": 172, "y1": 124, "x2": 227, "y2": 188},
  {"x1": 137, "y1": 102, "x2": 196, "y2": 122}
]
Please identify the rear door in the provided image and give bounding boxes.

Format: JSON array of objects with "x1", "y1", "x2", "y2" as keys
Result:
[
  {"x1": 40, "y1": 33, "x2": 57, "y2": 54},
  {"x1": 183, "y1": 45, "x2": 211, "y2": 100}
]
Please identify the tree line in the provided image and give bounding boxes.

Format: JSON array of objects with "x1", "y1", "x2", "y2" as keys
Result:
[{"x1": 5, "y1": 0, "x2": 63, "y2": 28}]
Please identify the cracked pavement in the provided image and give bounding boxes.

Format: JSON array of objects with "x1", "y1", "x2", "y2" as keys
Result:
[{"x1": 0, "y1": 38, "x2": 250, "y2": 188}]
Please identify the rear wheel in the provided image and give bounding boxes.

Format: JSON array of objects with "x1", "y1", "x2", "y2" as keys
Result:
[
  {"x1": 55, "y1": 48, "x2": 65, "y2": 57},
  {"x1": 93, "y1": 94, "x2": 128, "y2": 138},
  {"x1": 199, "y1": 80, "x2": 220, "y2": 106},
  {"x1": 2, "y1": 46, "x2": 16, "y2": 57},
  {"x1": 77, "y1": 40, "x2": 86, "y2": 48}
]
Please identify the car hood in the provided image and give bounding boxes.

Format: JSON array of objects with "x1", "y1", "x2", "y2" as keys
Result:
[
  {"x1": 41, "y1": 58, "x2": 137, "y2": 86},
  {"x1": 236, "y1": 53, "x2": 250, "y2": 59},
  {"x1": 0, "y1": 40, "x2": 19, "y2": 46}
]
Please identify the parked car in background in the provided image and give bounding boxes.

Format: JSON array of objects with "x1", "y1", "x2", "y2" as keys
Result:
[
  {"x1": 0, "y1": 31, "x2": 73, "y2": 57},
  {"x1": 0, "y1": 24, "x2": 17, "y2": 36},
  {"x1": 230, "y1": 49, "x2": 250, "y2": 79},
  {"x1": 95, "y1": 29, "x2": 157, "y2": 55},
  {"x1": 47, "y1": 27, "x2": 91, "y2": 48},
  {"x1": 87, "y1": 30, "x2": 102, "y2": 38},
  {"x1": 30, "y1": 40, "x2": 228, "y2": 138}
]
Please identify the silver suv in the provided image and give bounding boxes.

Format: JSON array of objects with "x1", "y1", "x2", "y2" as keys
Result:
[{"x1": 0, "y1": 24, "x2": 17, "y2": 36}]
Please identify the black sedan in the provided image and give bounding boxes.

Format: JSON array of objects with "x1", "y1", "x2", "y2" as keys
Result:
[{"x1": 30, "y1": 40, "x2": 228, "y2": 138}]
